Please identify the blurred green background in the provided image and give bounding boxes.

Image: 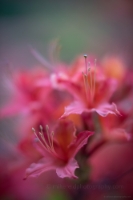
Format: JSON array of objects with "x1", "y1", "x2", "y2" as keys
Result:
[{"x1": 0, "y1": 0, "x2": 133, "y2": 67}]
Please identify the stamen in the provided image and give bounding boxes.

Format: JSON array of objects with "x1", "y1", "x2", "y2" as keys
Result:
[
  {"x1": 32, "y1": 125, "x2": 55, "y2": 153},
  {"x1": 92, "y1": 59, "x2": 97, "y2": 100},
  {"x1": 32, "y1": 127, "x2": 38, "y2": 138},
  {"x1": 83, "y1": 56, "x2": 97, "y2": 106},
  {"x1": 45, "y1": 125, "x2": 53, "y2": 148},
  {"x1": 88, "y1": 61, "x2": 93, "y2": 100},
  {"x1": 84, "y1": 54, "x2": 88, "y2": 74},
  {"x1": 45, "y1": 125, "x2": 49, "y2": 133},
  {"x1": 39, "y1": 131, "x2": 50, "y2": 150},
  {"x1": 88, "y1": 62, "x2": 91, "y2": 72},
  {"x1": 82, "y1": 72, "x2": 89, "y2": 102},
  {"x1": 51, "y1": 131, "x2": 54, "y2": 149},
  {"x1": 39, "y1": 125, "x2": 52, "y2": 150},
  {"x1": 40, "y1": 125, "x2": 43, "y2": 132},
  {"x1": 32, "y1": 127, "x2": 36, "y2": 133},
  {"x1": 32, "y1": 127, "x2": 49, "y2": 151}
]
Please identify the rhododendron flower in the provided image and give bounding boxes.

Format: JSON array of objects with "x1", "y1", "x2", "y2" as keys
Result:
[
  {"x1": 101, "y1": 56, "x2": 126, "y2": 82},
  {"x1": 61, "y1": 55, "x2": 120, "y2": 118},
  {"x1": 50, "y1": 55, "x2": 95, "y2": 91},
  {"x1": 0, "y1": 68, "x2": 51, "y2": 119},
  {"x1": 24, "y1": 120, "x2": 93, "y2": 179},
  {"x1": 99, "y1": 114, "x2": 131, "y2": 142}
]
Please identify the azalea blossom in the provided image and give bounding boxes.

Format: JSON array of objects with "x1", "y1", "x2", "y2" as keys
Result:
[
  {"x1": 60, "y1": 55, "x2": 120, "y2": 118},
  {"x1": 50, "y1": 55, "x2": 94, "y2": 91},
  {"x1": 24, "y1": 120, "x2": 93, "y2": 179},
  {"x1": 101, "y1": 56, "x2": 126, "y2": 82},
  {"x1": 0, "y1": 68, "x2": 51, "y2": 119},
  {"x1": 99, "y1": 113, "x2": 131, "y2": 142}
]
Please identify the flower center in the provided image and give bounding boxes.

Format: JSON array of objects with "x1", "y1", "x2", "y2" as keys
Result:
[
  {"x1": 82, "y1": 55, "x2": 96, "y2": 107},
  {"x1": 32, "y1": 125, "x2": 55, "y2": 153}
]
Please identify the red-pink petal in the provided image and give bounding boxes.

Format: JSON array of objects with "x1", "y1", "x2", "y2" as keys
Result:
[
  {"x1": 70, "y1": 131, "x2": 94, "y2": 158},
  {"x1": 24, "y1": 158, "x2": 56, "y2": 179},
  {"x1": 56, "y1": 158, "x2": 79, "y2": 179},
  {"x1": 51, "y1": 74, "x2": 84, "y2": 100},
  {"x1": 107, "y1": 128, "x2": 131, "y2": 142},
  {"x1": 93, "y1": 103, "x2": 121, "y2": 117},
  {"x1": 61, "y1": 101, "x2": 86, "y2": 118},
  {"x1": 54, "y1": 120, "x2": 76, "y2": 149},
  {"x1": 0, "y1": 103, "x2": 23, "y2": 118}
]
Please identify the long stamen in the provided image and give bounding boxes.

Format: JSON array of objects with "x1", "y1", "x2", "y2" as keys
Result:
[
  {"x1": 45, "y1": 125, "x2": 54, "y2": 150},
  {"x1": 40, "y1": 125, "x2": 54, "y2": 151},
  {"x1": 88, "y1": 61, "x2": 93, "y2": 103},
  {"x1": 84, "y1": 54, "x2": 88, "y2": 74},
  {"x1": 50, "y1": 131, "x2": 55, "y2": 150},
  {"x1": 32, "y1": 127, "x2": 49, "y2": 151},
  {"x1": 90, "y1": 59, "x2": 96, "y2": 100},
  {"x1": 83, "y1": 55, "x2": 96, "y2": 105},
  {"x1": 32, "y1": 127, "x2": 37, "y2": 137},
  {"x1": 92, "y1": 59, "x2": 96, "y2": 100},
  {"x1": 39, "y1": 131, "x2": 51, "y2": 150},
  {"x1": 32, "y1": 127, "x2": 65, "y2": 161},
  {"x1": 82, "y1": 72, "x2": 89, "y2": 102},
  {"x1": 83, "y1": 55, "x2": 93, "y2": 104},
  {"x1": 83, "y1": 55, "x2": 90, "y2": 101},
  {"x1": 33, "y1": 125, "x2": 55, "y2": 153}
]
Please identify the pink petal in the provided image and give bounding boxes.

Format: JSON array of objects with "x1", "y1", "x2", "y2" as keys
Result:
[
  {"x1": 93, "y1": 103, "x2": 121, "y2": 117},
  {"x1": 61, "y1": 101, "x2": 86, "y2": 118},
  {"x1": 61, "y1": 101, "x2": 120, "y2": 118},
  {"x1": 51, "y1": 74, "x2": 83, "y2": 100},
  {"x1": 108, "y1": 128, "x2": 131, "y2": 142},
  {"x1": 0, "y1": 103, "x2": 23, "y2": 118},
  {"x1": 54, "y1": 120, "x2": 76, "y2": 149},
  {"x1": 70, "y1": 131, "x2": 94, "y2": 157},
  {"x1": 24, "y1": 158, "x2": 56, "y2": 179},
  {"x1": 33, "y1": 138, "x2": 54, "y2": 159},
  {"x1": 56, "y1": 158, "x2": 79, "y2": 179}
]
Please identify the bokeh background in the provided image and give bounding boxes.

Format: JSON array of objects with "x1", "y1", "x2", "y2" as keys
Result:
[
  {"x1": 0, "y1": 0, "x2": 133, "y2": 200},
  {"x1": 0, "y1": 0, "x2": 133, "y2": 66}
]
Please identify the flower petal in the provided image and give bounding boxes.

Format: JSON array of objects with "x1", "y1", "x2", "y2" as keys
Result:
[
  {"x1": 69, "y1": 131, "x2": 94, "y2": 158},
  {"x1": 56, "y1": 158, "x2": 79, "y2": 179},
  {"x1": 24, "y1": 158, "x2": 56, "y2": 179},
  {"x1": 93, "y1": 103, "x2": 121, "y2": 117},
  {"x1": 54, "y1": 120, "x2": 76, "y2": 149},
  {"x1": 105, "y1": 128, "x2": 131, "y2": 142},
  {"x1": 0, "y1": 102, "x2": 22, "y2": 118},
  {"x1": 61, "y1": 101, "x2": 86, "y2": 118}
]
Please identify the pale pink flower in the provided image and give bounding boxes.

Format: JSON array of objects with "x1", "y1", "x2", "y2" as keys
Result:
[{"x1": 24, "y1": 120, "x2": 93, "y2": 179}]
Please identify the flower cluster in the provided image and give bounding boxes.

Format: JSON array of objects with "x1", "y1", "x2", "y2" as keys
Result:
[{"x1": 0, "y1": 52, "x2": 132, "y2": 182}]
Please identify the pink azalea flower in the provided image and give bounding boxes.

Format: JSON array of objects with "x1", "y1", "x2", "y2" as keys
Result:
[
  {"x1": 101, "y1": 56, "x2": 126, "y2": 82},
  {"x1": 60, "y1": 55, "x2": 120, "y2": 118},
  {"x1": 99, "y1": 113, "x2": 131, "y2": 142},
  {"x1": 50, "y1": 55, "x2": 94, "y2": 91},
  {"x1": 0, "y1": 68, "x2": 51, "y2": 119},
  {"x1": 24, "y1": 120, "x2": 93, "y2": 179}
]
